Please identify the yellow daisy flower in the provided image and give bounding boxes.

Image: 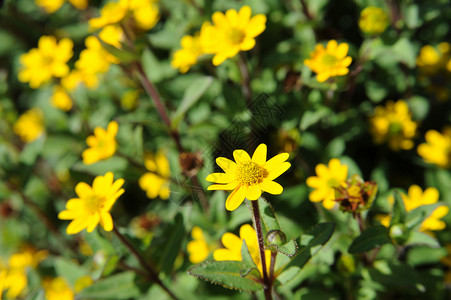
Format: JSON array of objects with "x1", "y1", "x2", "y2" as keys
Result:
[
  {"x1": 50, "y1": 85, "x2": 73, "y2": 111},
  {"x1": 306, "y1": 158, "x2": 348, "y2": 210},
  {"x1": 18, "y1": 36, "x2": 73, "y2": 89},
  {"x1": 128, "y1": 0, "x2": 160, "y2": 30},
  {"x1": 416, "y1": 43, "x2": 450, "y2": 75},
  {"x1": 369, "y1": 100, "x2": 417, "y2": 151},
  {"x1": 187, "y1": 226, "x2": 215, "y2": 264},
  {"x1": 387, "y1": 185, "x2": 449, "y2": 232},
  {"x1": 13, "y1": 108, "x2": 45, "y2": 143},
  {"x1": 200, "y1": 5, "x2": 266, "y2": 66},
  {"x1": 214, "y1": 224, "x2": 270, "y2": 276},
  {"x1": 88, "y1": 1, "x2": 128, "y2": 30},
  {"x1": 304, "y1": 40, "x2": 353, "y2": 82},
  {"x1": 418, "y1": 128, "x2": 451, "y2": 168},
  {"x1": 359, "y1": 7, "x2": 389, "y2": 35},
  {"x1": 82, "y1": 121, "x2": 118, "y2": 165},
  {"x1": 206, "y1": 144, "x2": 290, "y2": 211},
  {"x1": 139, "y1": 151, "x2": 171, "y2": 199},
  {"x1": 58, "y1": 172, "x2": 125, "y2": 234},
  {"x1": 171, "y1": 34, "x2": 203, "y2": 73},
  {"x1": 43, "y1": 277, "x2": 74, "y2": 300},
  {"x1": 35, "y1": 0, "x2": 87, "y2": 13},
  {"x1": 99, "y1": 25, "x2": 124, "y2": 48}
]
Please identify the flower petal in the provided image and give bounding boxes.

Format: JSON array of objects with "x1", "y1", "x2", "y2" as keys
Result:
[
  {"x1": 260, "y1": 180, "x2": 283, "y2": 194},
  {"x1": 100, "y1": 212, "x2": 113, "y2": 231},
  {"x1": 252, "y1": 144, "x2": 267, "y2": 165},
  {"x1": 267, "y1": 162, "x2": 291, "y2": 180},
  {"x1": 264, "y1": 153, "x2": 289, "y2": 171},
  {"x1": 216, "y1": 157, "x2": 237, "y2": 173},
  {"x1": 233, "y1": 149, "x2": 251, "y2": 164},
  {"x1": 206, "y1": 172, "x2": 234, "y2": 183},
  {"x1": 245, "y1": 185, "x2": 261, "y2": 200},
  {"x1": 225, "y1": 185, "x2": 246, "y2": 211},
  {"x1": 207, "y1": 181, "x2": 239, "y2": 191}
]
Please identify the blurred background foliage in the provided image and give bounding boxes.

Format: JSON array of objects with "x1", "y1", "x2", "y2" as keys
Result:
[{"x1": 1, "y1": 0, "x2": 451, "y2": 299}]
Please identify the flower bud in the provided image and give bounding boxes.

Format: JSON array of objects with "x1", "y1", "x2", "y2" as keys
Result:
[{"x1": 266, "y1": 230, "x2": 287, "y2": 246}]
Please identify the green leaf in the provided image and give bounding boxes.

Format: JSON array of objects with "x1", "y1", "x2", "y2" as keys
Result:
[
  {"x1": 406, "y1": 246, "x2": 447, "y2": 266},
  {"x1": 161, "y1": 213, "x2": 185, "y2": 274},
  {"x1": 391, "y1": 37, "x2": 416, "y2": 68},
  {"x1": 405, "y1": 231, "x2": 440, "y2": 248},
  {"x1": 141, "y1": 48, "x2": 178, "y2": 83},
  {"x1": 406, "y1": 203, "x2": 442, "y2": 230},
  {"x1": 391, "y1": 190, "x2": 406, "y2": 225},
  {"x1": 275, "y1": 239, "x2": 298, "y2": 257},
  {"x1": 54, "y1": 258, "x2": 88, "y2": 288},
  {"x1": 19, "y1": 136, "x2": 45, "y2": 165},
  {"x1": 348, "y1": 225, "x2": 392, "y2": 254},
  {"x1": 300, "y1": 107, "x2": 331, "y2": 130},
  {"x1": 276, "y1": 223, "x2": 335, "y2": 286},
  {"x1": 258, "y1": 198, "x2": 281, "y2": 239},
  {"x1": 77, "y1": 272, "x2": 141, "y2": 300},
  {"x1": 171, "y1": 76, "x2": 213, "y2": 129},
  {"x1": 98, "y1": 39, "x2": 139, "y2": 64},
  {"x1": 188, "y1": 261, "x2": 262, "y2": 292},
  {"x1": 241, "y1": 240, "x2": 257, "y2": 269},
  {"x1": 133, "y1": 125, "x2": 143, "y2": 160}
]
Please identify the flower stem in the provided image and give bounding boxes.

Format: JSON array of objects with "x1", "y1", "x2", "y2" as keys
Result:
[
  {"x1": 251, "y1": 200, "x2": 272, "y2": 300},
  {"x1": 112, "y1": 225, "x2": 179, "y2": 300}
]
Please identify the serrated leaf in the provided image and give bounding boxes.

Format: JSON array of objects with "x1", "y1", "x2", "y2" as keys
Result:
[
  {"x1": 258, "y1": 198, "x2": 280, "y2": 238},
  {"x1": 276, "y1": 223, "x2": 335, "y2": 286},
  {"x1": 171, "y1": 76, "x2": 213, "y2": 129},
  {"x1": 274, "y1": 239, "x2": 298, "y2": 257},
  {"x1": 188, "y1": 261, "x2": 262, "y2": 292},
  {"x1": 77, "y1": 272, "x2": 141, "y2": 299},
  {"x1": 348, "y1": 225, "x2": 391, "y2": 254}
]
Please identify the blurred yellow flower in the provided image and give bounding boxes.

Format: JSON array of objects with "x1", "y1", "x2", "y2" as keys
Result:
[
  {"x1": 359, "y1": 7, "x2": 389, "y2": 35},
  {"x1": 82, "y1": 121, "x2": 118, "y2": 165},
  {"x1": 99, "y1": 25, "x2": 124, "y2": 48},
  {"x1": 416, "y1": 43, "x2": 450, "y2": 75},
  {"x1": 214, "y1": 224, "x2": 270, "y2": 276},
  {"x1": 43, "y1": 277, "x2": 74, "y2": 300},
  {"x1": 304, "y1": 40, "x2": 352, "y2": 82},
  {"x1": 74, "y1": 275, "x2": 93, "y2": 292},
  {"x1": 35, "y1": 0, "x2": 87, "y2": 13},
  {"x1": 306, "y1": 158, "x2": 348, "y2": 209},
  {"x1": 18, "y1": 36, "x2": 73, "y2": 88},
  {"x1": 187, "y1": 226, "x2": 214, "y2": 264},
  {"x1": 58, "y1": 172, "x2": 125, "y2": 234},
  {"x1": 418, "y1": 128, "x2": 451, "y2": 168},
  {"x1": 13, "y1": 108, "x2": 45, "y2": 143},
  {"x1": 139, "y1": 151, "x2": 171, "y2": 199},
  {"x1": 200, "y1": 6, "x2": 266, "y2": 66},
  {"x1": 3, "y1": 247, "x2": 48, "y2": 299},
  {"x1": 387, "y1": 185, "x2": 449, "y2": 232},
  {"x1": 89, "y1": 0, "x2": 159, "y2": 31},
  {"x1": 171, "y1": 34, "x2": 203, "y2": 73},
  {"x1": 206, "y1": 144, "x2": 290, "y2": 211},
  {"x1": 369, "y1": 100, "x2": 417, "y2": 151},
  {"x1": 50, "y1": 85, "x2": 73, "y2": 111}
]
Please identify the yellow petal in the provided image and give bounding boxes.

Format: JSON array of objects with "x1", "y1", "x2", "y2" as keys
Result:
[
  {"x1": 233, "y1": 149, "x2": 251, "y2": 164},
  {"x1": 267, "y1": 162, "x2": 291, "y2": 180},
  {"x1": 264, "y1": 153, "x2": 289, "y2": 171},
  {"x1": 225, "y1": 185, "x2": 246, "y2": 211},
  {"x1": 213, "y1": 248, "x2": 241, "y2": 261},
  {"x1": 66, "y1": 218, "x2": 88, "y2": 235},
  {"x1": 216, "y1": 157, "x2": 237, "y2": 173},
  {"x1": 252, "y1": 144, "x2": 267, "y2": 165},
  {"x1": 245, "y1": 185, "x2": 262, "y2": 200},
  {"x1": 206, "y1": 173, "x2": 234, "y2": 183},
  {"x1": 260, "y1": 180, "x2": 283, "y2": 195},
  {"x1": 207, "y1": 181, "x2": 239, "y2": 191},
  {"x1": 221, "y1": 232, "x2": 242, "y2": 250},
  {"x1": 100, "y1": 212, "x2": 113, "y2": 231}
]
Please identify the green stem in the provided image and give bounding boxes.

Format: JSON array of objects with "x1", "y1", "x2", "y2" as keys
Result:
[
  {"x1": 251, "y1": 200, "x2": 272, "y2": 300},
  {"x1": 112, "y1": 225, "x2": 179, "y2": 300}
]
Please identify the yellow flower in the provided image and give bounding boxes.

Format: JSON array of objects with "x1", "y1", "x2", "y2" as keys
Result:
[
  {"x1": 304, "y1": 40, "x2": 352, "y2": 82},
  {"x1": 99, "y1": 25, "x2": 124, "y2": 48},
  {"x1": 187, "y1": 226, "x2": 214, "y2": 264},
  {"x1": 0, "y1": 269, "x2": 6, "y2": 300},
  {"x1": 206, "y1": 144, "x2": 290, "y2": 211},
  {"x1": 43, "y1": 277, "x2": 74, "y2": 300},
  {"x1": 171, "y1": 34, "x2": 203, "y2": 73},
  {"x1": 74, "y1": 275, "x2": 93, "y2": 292},
  {"x1": 18, "y1": 36, "x2": 73, "y2": 89},
  {"x1": 386, "y1": 185, "x2": 449, "y2": 232},
  {"x1": 82, "y1": 121, "x2": 118, "y2": 165},
  {"x1": 369, "y1": 100, "x2": 417, "y2": 151},
  {"x1": 51, "y1": 85, "x2": 73, "y2": 111},
  {"x1": 214, "y1": 224, "x2": 270, "y2": 276},
  {"x1": 139, "y1": 151, "x2": 171, "y2": 199},
  {"x1": 416, "y1": 43, "x2": 451, "y2": 75},
  {"x1": 418, "y1": 128, "x2": 451, "y2": 168},
  {"x1": 3, "y1": 247, "x2": 47, "y2": 299},
  {"x1": 89, "y1": 0, "x2": 159, "y2": 31},
  {"x1": 35, "y1": 0, "x2": 87, "y2": 13},
  {"x1": 13, "y1": 108, "x2": 45, "y2": 143},
  {"x1": 200, "y1": 6, "x2": 266, "y2": 66},
  {"x1": 58, "y1": 172, "x2": 125, "y2": 234},
  {"x1": 359, "y1": 7, "x2": 389, "y2": 35},
  {"x1": 306, "y1": 158, "x2": 348, "y2": 210}
]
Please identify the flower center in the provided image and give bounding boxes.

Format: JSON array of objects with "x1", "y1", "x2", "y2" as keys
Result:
[
  {"x1": 226, "y1": 28, "x2": 245, "y2": 45},
  {"x1": 84, "y1": 195, "x2": 104, "y2": 213},
  {"x1": 42, "y1": 55, "x2": 55, "y2": 66},
  {"x1": 388, "y1": 122, "x2": 403, "y2": 135},
  {"x1": 321, "y1": 54, "x2": 338, "y2": 67},
  {"x1": 237, "y1": 162, "x2": 268, "y2": 186}
]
